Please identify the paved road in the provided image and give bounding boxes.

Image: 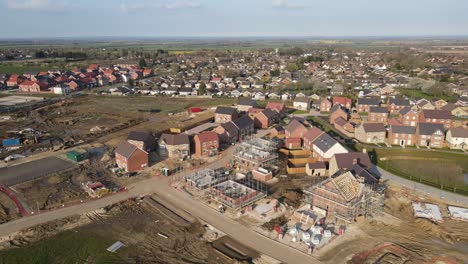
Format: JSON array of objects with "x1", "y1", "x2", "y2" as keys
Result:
[
  {"x1": 376, "y1": 166, "x2": 468, "y2": 205},
  {"x1": 0, "y1": 157, "x2": 76, "y2": 186}
]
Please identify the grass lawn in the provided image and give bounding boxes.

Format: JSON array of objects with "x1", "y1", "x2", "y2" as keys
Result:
[
  {"x1": 0, "y1": 230, "x2": 125, "y2": 264},
  {"x1": 0, "y1": 65, "x2": 51, "y2": 75},
  {"x1": 372, "y1": 148, "x2": 468, "y2": 194},
  {"x1": 291, "y1": 109, "x2": 309, "y2": 114},
  {"x1": 398, "y1": 88, "x2": 453, "y2": 101}
]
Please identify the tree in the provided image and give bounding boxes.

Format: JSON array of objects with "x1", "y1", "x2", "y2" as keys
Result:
[
  {"x1": 286, "y1": 62, "x2": 299, "y2": 73},
  {"x1": 139, "y1": 58, "x2": 147, "y2": 68},
  {"x1": 198, "y1": 82, "x2": 207, "y2": 95},
  {"x1": 270, "y1": 69, "x2": 280, "y2": 77}
]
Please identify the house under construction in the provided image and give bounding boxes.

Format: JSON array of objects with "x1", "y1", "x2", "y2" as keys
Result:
[
  {"x1": 303, "y1": 170, "x2": 385, "y2": 224},
  {"x1": 209, "y1": 179, "x2": 267, "y2": 209},
  {"x1": 232, "y1": 138, "x2": 279, "y2": 172},
  {"x1": 184, "y1": 168, "x2": 231, "y2": 190}
]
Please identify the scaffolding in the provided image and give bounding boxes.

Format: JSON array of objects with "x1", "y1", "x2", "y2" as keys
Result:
[
  {"x1": 184, "y1": 167, "x2": 231, "y2": 190},
  {"x1": 232, "y1": 138, "x2": 279, "y2": 172}
]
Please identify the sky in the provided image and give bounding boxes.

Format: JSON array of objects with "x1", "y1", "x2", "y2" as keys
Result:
[{"x1": 0, "y1": 0, "x2": 467, "y2": 38}]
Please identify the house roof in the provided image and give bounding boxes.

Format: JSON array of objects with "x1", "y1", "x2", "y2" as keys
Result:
[
  {"x1": 215, "y1": 106, "x2": 237, "y2": 115},
  {"x1": 307, "y1": 161, "x2": 327, "y2": 169},
  {"x1": 294, "y1": 97, "x2": 310, "y2": 103},
  {"x1": 357, "y1": 98, "x2": 380, "y2": 106},
  {"x1": 196, "y1": 131, "x2": 218, "y2": 142},
  {"x1": 285, "y1": 119, "x2": 306, "y2": 134},
  {"x1": 369, "y1": 106, "x2": 388, "y2": 114},
  {"x1": 351, "y1": 164, "x2": 378, "y2": 183},
  {"x1": 314, "y1": 133, "x2": 338, "y2": 152},
  {"x1": 238, "y1": 99, "x2": 258, "y2": 107},
  {"x1": 334, "y1": 116, "x2": 348, "y2": 127},
  {"x1": 389, "y1": 98, "x2": 410, "y2": 106},
  {"x1": 387, "y1": 118, "x2": 401, "y2": 126},
  {"x1": 449, "y1": 127, "x2": 468, "y2": 138},
  {"x1": 399, "y1": 106, "x2": 414, "y2": 116},
  {"x1": 418, "y1": 123, "x2": 445, "y2": 135},
  {"x1": 362, "y1": 123, "x2": 386, "y2": 133},
  {"x1": 332, "y1": 96, "x2": 352, "y2": 106},
  {"x1": 421, "y1": 109, "x2": 452, "y2": 119},
  {"x1": 304, "y1": 127, "x2": 323, "y2": 142},
  {"x1": 266, "y1": 102, "x2": 285, "y2": 112},
  {"x1": 285, "y1": 137, "x2": 301, "y2": 144},
  {"x1": 127, "y1": 131, "x2": 153, "y2": 143},
  {"x1": 333, "y1": 152, "x2": 372, "y2": 169},
  {"x1": 391, "y1": 125, "x2": 416, "y2": 135},
  {"x1": 159, "y1": 133, "x2": 190, "y2": 145},
  {"x1": 221, "y1": 121, "x2": 239, "y2": 135},
  {"x1": 330, "y1": 171, "x2": 363, "y2": 202},
  {"x1": 115, "y1": 141, "x2": 146, "y2": 159},
  {"x1": 260, "y1": 108, "x2": 277, "y2": 119},
  {"x1": 232, "y1": 115, "x2": 253, "y2": 130}
]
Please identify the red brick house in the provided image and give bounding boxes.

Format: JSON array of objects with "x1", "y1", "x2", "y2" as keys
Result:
[
  {"x1": 18, "y1": 80, "x2": 49, "y2": 93},
  {"x1": 356, "y1": 98, "x2": 380, "y2": 113},
  {"x1": 214, "y1": 106, "x2": 238, "y2": 124},
  {"x1": 419, "y1": 109, "x2": 452, "y2": 129},
  {"x1": 334, "y1": 116, "x2": 355, "y2": 133},
  {"x1": 388, "y1": 98, "x2": 410, "y2": 114},
  {"x1": 143, "y1": 68, "x2": 153, "y2": 77},
  {"x1": 194, "y1": 131, "x2": 219, "y2": 157},
  {"x1": 66, "y1": 80, "x2": 81, "y2": 91},
  {"x1": 320, "y1": 98, "x2": 332, "y2": 112},
  {"x1": 398, "y1": 107, "x2": 419, "y2": 126},
  {"x1": 303, "y1": 127, "x2": 324, "y2": 151},
  {"x1": 368, "y1": 107, "x2": 388, "y2": 123},
  {"x1": 329, "y1": 105, "x2": 348, "y2": 125},
  {"x1": 285, "y1": 119, "x2": 308, "y2": 138},
  {"x1": 214, "y1": 122, "x2": 239, "y2": 144},
  {"x1": 332, "y1": 96, "x2": 352, "y2": 109},
  {"x1": 6, "y1": 74, "x2": 20, "y2": 87},
  {"x1": 87, "y1": 64, "x2": 100, "y2": 72},
  {"x1": 254, "y1": 108, "x2": 278, "y2": 129},
  {"x1": 416, "y1": 123, "x2": 445, "y2": 148},
  {"x1": 115, "y1": 141, "x2": 148, "y2": 172},
  {"x1": 388, "y1": 125, "x2": 416, "y2": 146}
]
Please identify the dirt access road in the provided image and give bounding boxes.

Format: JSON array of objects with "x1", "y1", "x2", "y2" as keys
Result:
[{"x1": 0, "y1": 129, "x2": 320, "y2": 264}]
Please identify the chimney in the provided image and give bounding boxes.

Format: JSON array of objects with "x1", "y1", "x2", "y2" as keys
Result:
[
  {"x1": 362, "y1": 148, "x2": 367, "y2": 153},
  {"x1": 352, "y1": 158, "x2": 358, "y2": 165}
]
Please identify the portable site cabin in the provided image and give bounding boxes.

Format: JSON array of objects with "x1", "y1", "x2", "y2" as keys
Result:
[{"x1": 66, "y1": 150, "x2": 88, "y2": 162}]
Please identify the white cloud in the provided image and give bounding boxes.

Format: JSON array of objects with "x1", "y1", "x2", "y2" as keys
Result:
[
  {"x1": 120, "y1": 1, "x2": 201, "y2": 14},
  {"x1": 272, "y1": 0, "x2": 307, "y2": 9},
  {"x1": 5, "y1": 0, "x2": 70, "y2": 11}
]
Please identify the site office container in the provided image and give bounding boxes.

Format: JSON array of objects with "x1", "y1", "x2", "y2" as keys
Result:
[
  {"x1": 66, "y1": 150, "x2": 89, "y2": 162},
  {"x1": 2, "y1": 138, "x2": 21, "y2": 147}
]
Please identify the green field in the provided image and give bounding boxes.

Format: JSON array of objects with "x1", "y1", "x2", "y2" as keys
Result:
[
  {"x1": 372, "y1": 148, "x2": 468, "y2": 194},
  {"x1": 398, "y1": 88, "x2": 452, "y2": 101},
  {"x1": 0, "y1": 65, "x2": 51, "y2": 75},
  {"x1": 0, "y1": 230, "x2": 125, "y2": 264}
]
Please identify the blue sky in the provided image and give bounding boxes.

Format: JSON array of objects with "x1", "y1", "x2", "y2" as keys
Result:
[{"x1": 0, "y1": 0, "x2": 467, "y2": 38}]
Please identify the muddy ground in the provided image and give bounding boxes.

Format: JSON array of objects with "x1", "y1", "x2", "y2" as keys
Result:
[{"x1": 315, "y1": 183, "x2": 468, "y2": 264}]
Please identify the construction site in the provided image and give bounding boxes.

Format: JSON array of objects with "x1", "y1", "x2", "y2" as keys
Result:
[{"x1": 231, "y1": 138, "x2": 280, "y2": 173}]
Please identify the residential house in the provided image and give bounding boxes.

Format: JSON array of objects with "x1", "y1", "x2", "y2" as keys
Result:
[
  {"x1": 334, "y1": 117, "x2": 356, "y2": 134},
  {"x1": 368, "y1": 107, "x2": 388, "y2": 123},
  {"x1": 115, "y1": 141, "x2": 148, "y2": 172},
  {"x1": 398, "y1": 107, "x2": 419, "y2": 126},
  {"x1": 303, "y1": 127, "x2": 324, "y2": 151},
  {"x1": 388, "y1": 98, "x2": 410, "y2": 114},
  {"x1": 127, "y1": 131, "x2": 155, "y2": 152},
  {"x1": 442, "y1": 103, "x2": 468, "y2": 119},
  {"x1": 445, "y1": 127, "x2": 468, "y2": 150},
  {"x1": 416, "y1": 123, "x2": 445, "y2": 148},
  {"x1": 355, "y1": 123, "x2": 386, "y2": 143},
  {"x1": 415, "y1": 99, "x2": 435, "y2": 110},
  {"x1": 214, "y1": 106, "x2": 238, "y2": 124},
  {"x1": 214, "y1": 122, "x2": 239, "y2": 144},
  {"x1": 312, "y1": 133, "x2": 348, "y2": 161},
  {"x1": 328, "y1": 152, "x2": 372, "y2": 176},
  {"x1": 159, "y1": 133, "x2": 190, "y2": 159},
  {"x1": 194, "y1": 131, "x2": 219, "y2": 157},
  {"x1": 419, "y1": 109, "x2": 452, "y2": 129},
  {"x1": 356, "y1": 98, "x2": 380, "y2": 113},
  {"x1": 320, "y1": 98, "x2": 332, "y2": 112},
  {"x1": 254, "y1": 108, "x2": 278, "y2": 129},
  {"x1": 388, "y1": 125, "x2": 416, "y2": 146},
  {"x1": 434, "y1": 99, "x2": 448, "y2": 109},
  {"x1": 18, "y1": 80, "x2": 48, "y2": 93},
  {"x1": 293, "y1": 97, "x2": 310, "y2": 111},
  {"x1": 237, "y1": 99, "x2": 258, "y2": 112},
  {"x1": 332, "y1": 96, "x2": 352, "y2": 110},
  {"x1": 232, "y1": 115, "x2": 254, "y2": 140},
  {"x1": 6, "y1": 74, "x2": 20, "y2": 87},
  {"x1": 248, "y1": 108, "x2": 263, "y2": 119},
  {"x1": 329, "y1": 105, "x2": 348, "y2": 125},
  {"x1": 285, "y1": 119, "x2": 308, "y2": 138}
]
